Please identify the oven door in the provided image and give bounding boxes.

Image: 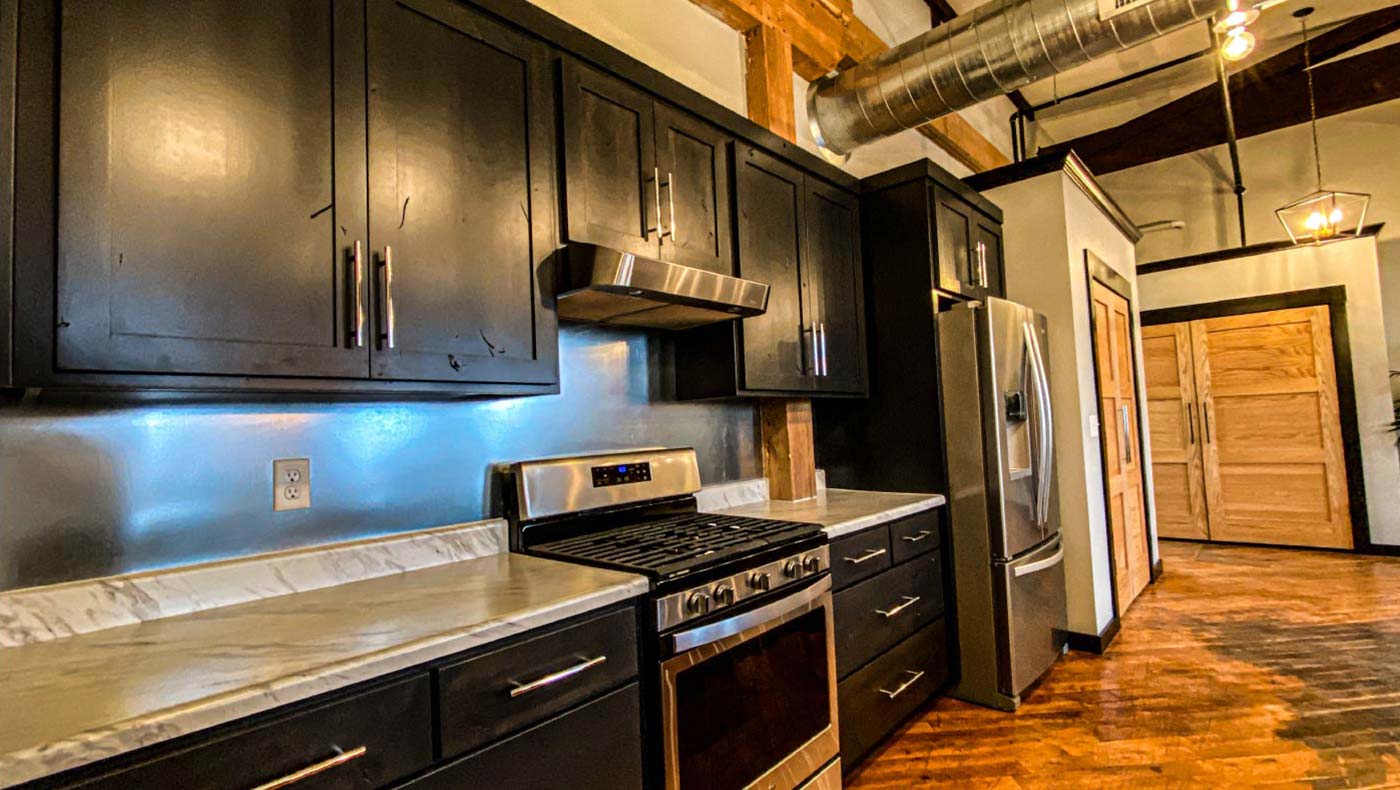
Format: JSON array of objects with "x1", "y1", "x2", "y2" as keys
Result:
[{"x1": 660, "y1": 576, "x2": 838, "y2": 790}]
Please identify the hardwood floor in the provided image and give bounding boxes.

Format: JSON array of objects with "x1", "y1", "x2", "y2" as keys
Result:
[{"x1": 848, "y1": 541, "x2": 1400, "y2": 789}]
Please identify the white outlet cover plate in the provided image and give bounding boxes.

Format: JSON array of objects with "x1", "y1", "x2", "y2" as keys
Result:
[{"x1": 273, "y1": 458, "x2": 312, "y2": 512}]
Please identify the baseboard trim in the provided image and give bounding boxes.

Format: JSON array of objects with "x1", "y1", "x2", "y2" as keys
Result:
[{"x1": 1066, "y1": 617, "x2": 1121, "y2": 655}]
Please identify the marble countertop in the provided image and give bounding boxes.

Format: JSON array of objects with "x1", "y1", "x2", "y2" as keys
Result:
[
  {"x1": 0, "y1": 551, "x2": 647, "y2": 787},
  {"x1": 709, "y1": 487, "x2": 945, "y2": 539}
]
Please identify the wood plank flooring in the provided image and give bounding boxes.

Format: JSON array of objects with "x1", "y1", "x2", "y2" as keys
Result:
[{"x1": 848, "y1": 541, "x2": 1400, "y2": 789}]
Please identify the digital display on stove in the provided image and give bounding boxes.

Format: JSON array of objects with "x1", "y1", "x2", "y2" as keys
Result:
[{"x1": 591, "y1": 461, "x2": 652, "y2": 488}]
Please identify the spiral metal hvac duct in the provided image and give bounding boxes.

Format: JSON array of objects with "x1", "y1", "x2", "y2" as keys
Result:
[{"x1": 806, "y1": 0, "x2": 1227, "y2": 157}]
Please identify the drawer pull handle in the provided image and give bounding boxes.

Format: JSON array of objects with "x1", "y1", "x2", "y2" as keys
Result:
[
  {"x1": 900, "y1": 530, "x2": 933, "y2": 543},
  {"x1": 844, "y1": 547, "x2": 887, "y2": 565},
  {"x1": 876, "y1": 595, "x2": 921, "y2": 619},
  {"x1": 877, "y1": 670, "x2": 926, "y2": 700},
  {"x1": 251, "y1": 745, "x2": 367, "y2": 790},
  {"x1": 509, "y1": 655, "x2": 607, "y2": 698}
]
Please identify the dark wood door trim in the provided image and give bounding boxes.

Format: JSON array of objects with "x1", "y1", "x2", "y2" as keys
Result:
[{"x1": 1141, "y1": 286, "x2": 1372, "y2": 554}]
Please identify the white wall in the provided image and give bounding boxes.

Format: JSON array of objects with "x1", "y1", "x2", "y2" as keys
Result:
[
  {"x1": 526, "y1": 0, "x2": 1014, "y2": 178},
  {"x1": 1099, "y1": 99, "x2": 1400, "y2": 392},
  {"x1": 984, "y1": 170, "x2": 1145, "y2": 638},
  {"x1": 1138, "y1": 237, "x2": 1400, "y2": 546}
]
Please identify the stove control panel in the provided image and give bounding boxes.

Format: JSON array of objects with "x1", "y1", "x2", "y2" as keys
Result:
[
  {"x1": 656, "y1": 545, "x2": 830, "y2": 632},
  {"x1": 590, "y1": 461, "x2": 652, "y2": 488}
]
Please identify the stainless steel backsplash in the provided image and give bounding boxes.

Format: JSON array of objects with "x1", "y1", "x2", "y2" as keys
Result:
[{"x1": 0, "y1": 325, "x2": 760, "y2": 590}]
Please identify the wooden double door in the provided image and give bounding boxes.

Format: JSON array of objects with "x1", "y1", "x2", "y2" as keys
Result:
[
  {"x1": 1144, "y1": 306, "x2": 1352, "y2": 549},
  {"x1": 1090, "y1": 281, "x2": 1152, "y2": 613}
]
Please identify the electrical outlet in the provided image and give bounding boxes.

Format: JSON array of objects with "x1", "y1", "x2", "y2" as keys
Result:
[{"x1": 273, "y1": 458, "x2": 312, "y2": 512}]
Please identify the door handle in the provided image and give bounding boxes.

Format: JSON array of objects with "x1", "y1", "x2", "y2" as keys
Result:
[
  {"x1": 1120, "y1": 405, "x2": 1132, "y2": 464},
  {"x1": 251, "y1": 746, "x2": 368, "y2": 790},
  {"x1": 650, "y1": 167, "x2": 664, "y2": 240},
  {"x1": 818, "y1": 322, "x2": 829, "y2": 377},
  {"x1": 508, "y1": 656, "x2": 607, "y2": 698},
  {"x1": 379, "y1": 245, "x2": 396, "y2": 350},
  {"x1": 876, "y1": 595, "x2": 921, "y2": 619},
  {"x1": 350, "y1": 240, "x2": 365, "y2": 348},
  {"x1": 1203, "y1": 402, "x2": 1213, "y2": 445},
  {"x1": 1013, "y1": 543, "x2": 1066, "y2": 577},
  {"x1": 844, "y1": 547, "x2": 887, "y2": 565},
  {"x1": 971, "y1": 242, "x2": 982, "y2": 286},
  {"x1": 877, "y1": 670, "x2": 925, "y2": 700},
  {"x1": 900, "y1": 530, "x2": 933, "y2": 543},
  {"x1": 1185, "y1": 401, "x2": 1195, "y2": 446},
  {"x1": 667, "y1": 171, "x2": 676, "y2": 240}
]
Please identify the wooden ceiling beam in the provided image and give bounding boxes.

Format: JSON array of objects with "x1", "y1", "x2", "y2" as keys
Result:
[
  {"x1": 1040, "y1": 7, "x2": 1400, "y2": 174},
  {"x1": 691, "y1": 0, "x2": 1009, "y2": 172}
]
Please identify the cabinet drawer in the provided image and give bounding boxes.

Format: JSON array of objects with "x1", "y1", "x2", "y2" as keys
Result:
[
  {"x1": 834, "y1": 553, "x2": 944, "y2": 678},
  {"x1": 838, "y1": 619, "x2": 949, "y2": 770},
  {"x1": 888, "y1": 510, "x2": 940, "y2": 565},
  {"x1": 400, "y1": 683, "x2": 644, "y2": 790},
  {"x1": 436, "y1": 607, "x2": 638, "y2": 759},
  {"x1": 70, "y1": 675, "x2": 433, "y2": 789},
  {"x1": 830, "y1": 526, "x2": 892, "y2": 591}
]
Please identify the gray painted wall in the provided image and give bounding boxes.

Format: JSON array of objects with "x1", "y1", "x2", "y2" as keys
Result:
[{"x1": 0, "y1": 325, "x2": 760, "y2": 590}]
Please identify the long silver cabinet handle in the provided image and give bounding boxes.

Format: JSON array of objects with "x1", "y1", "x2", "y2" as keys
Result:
[
  {"x1": 509, "y1": 655, "x2": 607, "y2": 698},
  {"x1": 900, "y1": 530, "x2": 932, "y2": 543},
  {"x1": 652, "y1": 167, "x2": 664, "y2": 240},
  {"x1": 819, "y1": 322, "x2": 829, "y2": 376},
  {"x1": 876, "y1": 595, "x2": 920, "y2": 619},
  {"x1": 380, "y1": 245, "x2": 396, "y2": 350},
  {"x1": 251, "y1": 746, "x2": 368, "y2": 790},
  {"x1": 351, "y1": 240, "x2": 365, "y2": 348},
  {"x1": 667, "y1": 171, "x2": 676, "y2": 240},
  {"x1": 877, "y1": 670, "x2": 925, "y2": 700},
  {"x1": 844, "y1": 547, "x2": 887, "y2": 565}
]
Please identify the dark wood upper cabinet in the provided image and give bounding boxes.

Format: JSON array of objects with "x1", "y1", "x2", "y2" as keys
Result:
[
  {"x1": 366, "y1": 0, "x2": 558, "y2": 385},
  {"x1": 654, "y1": 104, "x2": 734, "y2": 274},
  {"x1": 933, "y1": 185, "x2": 1003, "y2": 302},
  {"x1": 561, "y1": 60, "x2": 733, "y2": 274},
  {"x1": 973, "y1": 214, "x2": 1004, "y2": 299},
  {"x1": 804, "y1": 181, "x2": 866, "y2": 395},
  {"x1": 673, "y1": 147, "x2": 866, "y2": 399},
  {"x1": 51, "y1": 0, "x2": 369, "y2": 379},
  {"x1": 561, "y1": 59, "x2": 659, "y2": 259}
]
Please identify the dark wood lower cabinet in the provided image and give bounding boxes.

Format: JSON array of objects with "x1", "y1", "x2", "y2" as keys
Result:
[
  {"x1": 834, "y1": 553, "x2": 945, "y2": 679},
  {"x1": 398, "y1": 683, "x2": 643, "y2": 789},
  {"x1": 838, "y1": 619, "x2": 950, "y2": 770}
]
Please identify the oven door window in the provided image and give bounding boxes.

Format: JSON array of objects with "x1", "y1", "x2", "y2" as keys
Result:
[{"x1": 670, "y1": 607, "x2": 833, "y2": 790}]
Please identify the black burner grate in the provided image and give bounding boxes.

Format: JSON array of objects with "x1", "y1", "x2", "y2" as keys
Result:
[{"x1": 531, "y1": 513, "x2": 819, "y2": 578}]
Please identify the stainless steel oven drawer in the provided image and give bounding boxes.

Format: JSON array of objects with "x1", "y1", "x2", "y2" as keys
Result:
[
  {"x1": 435, "y1": 606, "x2": 639, "y2": 759},
  {"x1": 833, "y1": 553, "x2": 944, "y2": 679},
  {"x1": 837, "y1": 618, "x2": 949, "y2": 770}
]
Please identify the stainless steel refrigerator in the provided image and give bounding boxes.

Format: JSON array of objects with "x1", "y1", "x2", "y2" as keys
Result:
[{"x1": 938, "y1": 297, "x2": 1068, "y2": 711}]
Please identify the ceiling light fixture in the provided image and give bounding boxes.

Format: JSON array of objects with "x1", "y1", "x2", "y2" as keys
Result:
[
  {"x1": 1220, "y1": 26, "x2": 1257, "y2": 61},
  {"x1": 1213, "y1": 0, "x2": 1260, "y2": 32},
  {"x1": 1274, "y1": 7, "x2": 1371, "y2": 244},
  {"x1": 1215, "y1": 0, "x2": 1259, "y2": 61}
]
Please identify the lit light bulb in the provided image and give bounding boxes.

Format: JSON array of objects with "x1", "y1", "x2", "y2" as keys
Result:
[
  {"x1": 1220, "y1": 27, "x2": 1256, "y2": 61},
  {"x1": 1329, "y1": 207, "x2": 1343, "y2": 225},
  {"x1": 1214, "y1": 1, "x2": 1259, "y2": 33},
  {"x1": 1305, "y1": 211, "x2": 1326, "y2": 232}
]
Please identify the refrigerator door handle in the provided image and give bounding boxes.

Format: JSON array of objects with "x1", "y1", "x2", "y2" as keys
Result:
[
  {"x1": 1024, "y1": 322, "x2": 1054, "y2": 528},
  {"x1": 1013, "y1": 543, "x2": 1066, "y2": 577}
]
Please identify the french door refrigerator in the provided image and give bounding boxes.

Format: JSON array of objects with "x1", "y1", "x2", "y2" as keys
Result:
[{"x1": 938, "y1": 297, "x2": 1067, "y2": 711}]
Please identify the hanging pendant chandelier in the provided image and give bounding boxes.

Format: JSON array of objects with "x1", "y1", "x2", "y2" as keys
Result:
[{"x1": 1275, "y1": 7, "x2": 1371, "y2": 244}]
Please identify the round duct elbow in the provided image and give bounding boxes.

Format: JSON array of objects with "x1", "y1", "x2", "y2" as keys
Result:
[{"x1": 807, "y1": 0, "x2": 1227, "y2": 158}]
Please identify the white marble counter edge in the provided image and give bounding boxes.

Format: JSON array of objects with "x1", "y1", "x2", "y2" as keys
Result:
[
  {"x1": 0, "y1": 574, "x2": 649, "y2": 789},
  {"x1": 822, "y1": 493, "x2": 947, "y2": 540}
]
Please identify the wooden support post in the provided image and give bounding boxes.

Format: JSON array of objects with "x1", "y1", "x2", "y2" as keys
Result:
[
  {"x1": 743, "y1": 24, "x2": 797, "y2": 142},
  {"x1": 760, "y1": 399, "x2": 817, "y2": 501}
]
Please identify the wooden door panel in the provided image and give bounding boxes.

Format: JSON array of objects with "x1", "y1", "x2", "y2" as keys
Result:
[
  {"x1": 55, "y1": 0, "x2": 369, "y2": 378},
  {"x1": 1193, "y1": 306, "x2": 1351, "y2": 549},
  {"x1": 654, "y1": 104, "x2": 732, "y2": 274},
  {"x1": 561, "y1": 60, "x2": 657, "y2": 258},
  {"x1": 1142, "y1": 322, "x2": 1209, "y2": 541},
  {"x1": 367, "y1": 0, "x2": 557, "y2": 384},
  {"x1": 1091, "y1": 280, "x2": 1152, "y2": 612}
]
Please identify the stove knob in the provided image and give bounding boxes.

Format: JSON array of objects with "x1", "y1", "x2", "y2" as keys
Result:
[
  {"x1": 748, "y1": 571, "x2": 772, "y2": 592},
  {"x1": 783, "y1": 558, "x2": 801, "y2": 579},
  {"x1": 802, "y1": 554, "x2": 823, "y2": 574},
  {"x1": 713, "y1": 583, "x2": 736, "y2": 606},
  {"x1": 686, "y1": 591, "x2": 711, "y2": 616}
]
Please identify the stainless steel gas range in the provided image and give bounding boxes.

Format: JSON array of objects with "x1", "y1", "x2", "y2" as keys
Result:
[{"x1": 506, "y1": 448, "x2": 841, "y2": 790}]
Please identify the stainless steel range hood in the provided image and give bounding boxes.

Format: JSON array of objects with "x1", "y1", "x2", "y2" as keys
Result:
[{"x1": 556, "y1": 243, "x2": 770, "y2": 330}]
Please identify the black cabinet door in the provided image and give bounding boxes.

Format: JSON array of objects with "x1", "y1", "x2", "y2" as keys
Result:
[
  {"x1": 804, "y1": 179, "x2": 867, "y2": 395},
  {"x1": 366, "y1": 0, "x2": 558, "y2": 385},
  {"x1": 654, "y1": 104, "x2": 734, "y2": 275},
  {"x1": 733, "y1": 146, "x2": 812, "y2": 393},
  {"x1": 932, "y1": 186, "x2": 977, "y2": 299},
  {"x1": 973, "y1": 213, "x2": 1004, "y2": 298},
  {"x1": 53, "y1": 0, "x2": 369, "y2": 378},
  {"x1": 561, "y1": 59, "x2": 659, "y2": 259}
]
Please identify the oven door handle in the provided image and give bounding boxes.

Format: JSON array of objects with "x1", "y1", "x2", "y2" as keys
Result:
[{"x1": 671, "y1": 576, "x2": 832, "y2": 653}]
